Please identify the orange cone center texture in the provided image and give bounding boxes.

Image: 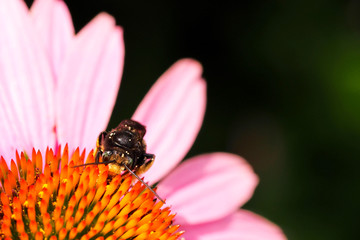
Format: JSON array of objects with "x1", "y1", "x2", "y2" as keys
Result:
[{"x1": 0, "y1": 145, "x2": 184, "y2": 240}]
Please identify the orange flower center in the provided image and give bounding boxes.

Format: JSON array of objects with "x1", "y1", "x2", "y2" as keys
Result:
[{"x1": 0, "y1": 145, "x2": 184, "y2": 240}]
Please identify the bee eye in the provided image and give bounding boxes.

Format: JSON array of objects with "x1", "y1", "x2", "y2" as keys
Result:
[
  {"x1": 102, "y1": 151, "x2": 112, "y2": 157},
  {"x1": 126, "y1": 156, "x2": 133, "y2": 166}
]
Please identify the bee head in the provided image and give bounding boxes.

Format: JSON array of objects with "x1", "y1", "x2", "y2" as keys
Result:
[{"x1": 102, "y1": 150, "x2": 133, "y2": 169}]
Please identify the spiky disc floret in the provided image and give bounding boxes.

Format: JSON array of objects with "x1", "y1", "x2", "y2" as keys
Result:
[{"x1": 0, "y1": 145, "x2": 184, "y2": 240}]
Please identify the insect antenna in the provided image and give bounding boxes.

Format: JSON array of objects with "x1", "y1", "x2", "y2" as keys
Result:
[
  {"x1": 72, "y1": 161, "x2": 114, "y2": 168},
  {"x1": 121, "y1": 163, "x2": 165, "y2": 203}
]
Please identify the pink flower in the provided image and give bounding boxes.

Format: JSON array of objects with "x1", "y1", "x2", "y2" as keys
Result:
[
  {"x1": 0, "y1": 0, "x2": 123, "y2": 160},
  {"x1": 0, "y1": 0, "x2": 286, "y2": 239}
]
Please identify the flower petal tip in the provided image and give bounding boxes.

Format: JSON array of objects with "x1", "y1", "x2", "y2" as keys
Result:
[
  {"x1": 176, "y1": 58, "x2": 203, "y2": 71},
  {"x1": 92, "y1": 11, "x2": 117, "y2": 26}
]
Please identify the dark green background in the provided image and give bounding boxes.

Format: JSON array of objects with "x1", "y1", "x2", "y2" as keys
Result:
[{"x1": 30, "y1": 0, "x2": 360, "y2": 239}]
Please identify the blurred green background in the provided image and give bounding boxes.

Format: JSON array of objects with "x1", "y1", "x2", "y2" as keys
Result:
[{"x1": 37, "y1": 0, "x2": 360, "y2": 239}]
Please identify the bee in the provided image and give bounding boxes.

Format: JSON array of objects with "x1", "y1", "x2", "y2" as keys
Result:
[{"x1": 73, "y1": 119, "x2": 164, "y2": 203}]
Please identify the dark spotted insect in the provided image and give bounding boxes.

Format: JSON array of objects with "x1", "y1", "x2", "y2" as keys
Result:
[{"x1": 73, "y1": 119, "x2": 164, "y2": 203}]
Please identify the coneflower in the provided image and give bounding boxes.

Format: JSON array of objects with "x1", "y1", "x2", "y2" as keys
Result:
[{"x1": 0, "y1": 0, "x2": 287, "y2": 239}]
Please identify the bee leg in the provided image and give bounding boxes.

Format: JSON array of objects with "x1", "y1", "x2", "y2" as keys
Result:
[
  {"x1": 97, "y1": 131, "x2": 107, "y2": 147},
  {"x1": 135, "y1": 154, "x2": 155, "y2": 176},
  {"x1": 94, "y1": 131, "x2": 107, "y2": 163},
  {"x1": 95, "y1": 150, "x2": 102, "y2": 163},
  {"x1": 143, "y1": 153, "x2": 155, "y2": 160}
]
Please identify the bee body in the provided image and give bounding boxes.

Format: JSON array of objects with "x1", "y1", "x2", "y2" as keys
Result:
[
  {"x1": 95, "y1": 119, "x2": 154, "y2": 176},
  {"x1": 73, "y1": 119, "x2": 163, "y2": 202}
]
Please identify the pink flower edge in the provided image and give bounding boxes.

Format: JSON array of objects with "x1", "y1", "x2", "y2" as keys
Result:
[
  {"x1": 0, "y1": 0, "x2": 125, "y2": 162},
  {"x1": 56, "y1": 12, "x2": 124, "y2": 152},
  {"x1": 157, "y1": 152, "x2": 259, "y2": 225},
  {"x1": 0, "y1": 0, "x2": 56, "y2": 160},
  {"x1": 134, "y1": 58, "x2": 206, "y2": 183},
  {"x1": 182, "y1": 210, "x2": 287, "y2": 240}
]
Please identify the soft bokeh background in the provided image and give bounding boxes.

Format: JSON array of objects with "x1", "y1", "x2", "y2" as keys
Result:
[{"x1": 32, "y1": 0, "x2": 360, "y2": 239}]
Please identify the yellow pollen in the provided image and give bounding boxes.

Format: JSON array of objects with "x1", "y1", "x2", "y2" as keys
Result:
[{"x1": 38, "y1": 191, "x2": 44, "y2": 198}]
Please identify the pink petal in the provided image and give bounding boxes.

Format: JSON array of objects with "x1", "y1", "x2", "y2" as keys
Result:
[
  {"x1": 133, "y1": 59, "x2": 206, "y2": 183},
  {"x1": 56, "y1": 13, "x2": 124, "y2": 153},
  {"x1": 157, "y1": 153, "x2": 259, "y2": 224},
  {"x1": 183, "y1": 210, "x2": 287, "y2": 240},
  {"x1": 0, "y1": 0, "x2": 55, "y2": 161},
  {"x1": 30, "y1": 0, "x2": 75, "y2": 81}
]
